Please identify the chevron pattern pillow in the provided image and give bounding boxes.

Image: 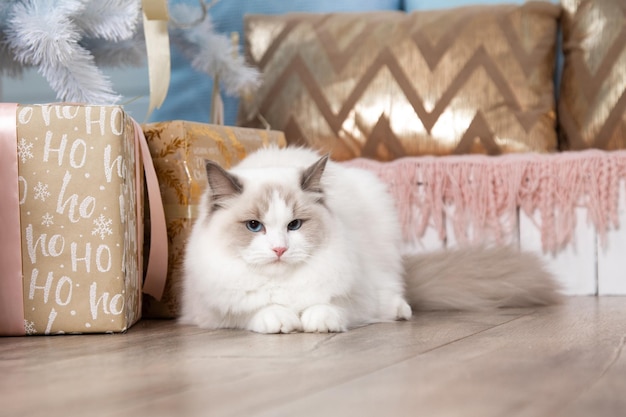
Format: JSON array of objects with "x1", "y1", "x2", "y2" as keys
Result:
[
  {"x1": 559, "y1": 0, "x2": 626, "y2": 150},
  {"x1": 238, "y1": 3, "x2": 560, "y2": 161}
]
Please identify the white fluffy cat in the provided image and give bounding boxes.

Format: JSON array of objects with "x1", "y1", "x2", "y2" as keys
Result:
[{"x1": 180, "y1": 147, "x2": 560, "y2": 333}]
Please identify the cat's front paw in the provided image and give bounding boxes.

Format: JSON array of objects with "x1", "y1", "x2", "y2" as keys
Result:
[
  {"x1": 380, "y1": 296, "x2": 412, "y2": 322},
  {"x1": 301, "y1": 304, "x2": 347, "y2": 333},
  {"x1": 247, "y1": 305, "x2": 302, "y2": 334},
  {"x1": 394, "y1": 298, "x2": 412, "y2": 321}
]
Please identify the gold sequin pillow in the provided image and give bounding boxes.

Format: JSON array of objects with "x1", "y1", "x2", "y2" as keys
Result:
[
  {"x1": 559, "y1": 0, "x2": 626, "y2": 150},
  {"x1": 238, "y1": 3, "x2": 560, "y2": 161}
]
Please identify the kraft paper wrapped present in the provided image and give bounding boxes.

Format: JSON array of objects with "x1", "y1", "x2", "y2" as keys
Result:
[
  {"x1": 0, "y1": 103, "x2": 164, "y2": 336},
  {"x1": 142, "y1": 120, "x2": 287, "y2": 318}
]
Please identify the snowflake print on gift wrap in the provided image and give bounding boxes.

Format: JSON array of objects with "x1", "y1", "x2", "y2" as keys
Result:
[
  {"x1": 41, "y1": 213, "x2": 54, "y2": 227},
  {"x1": 92, "y1": 214, "x2": 113, "y2": 240},
  {"x1": 24, "y1": 320, "x2": 37, "y2": 335},
  {"x1": 33, "y1": 182, "x2": 51, "y2": 201},
  {"x1": 17, "y1": 138, "x2": 34, "y2": 163}
]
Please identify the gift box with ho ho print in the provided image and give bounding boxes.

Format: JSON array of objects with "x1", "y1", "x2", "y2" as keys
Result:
[{"x1": 0, "y1": 104, "x2": 143, "y2": 336}]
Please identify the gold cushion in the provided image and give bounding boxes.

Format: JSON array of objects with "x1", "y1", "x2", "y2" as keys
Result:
[
  {"x1": 238, "y1": 3, "x2": 560, "y2": 161},
  {"x1": 559, "y1": 0, "x2": 626, "y2": 150}
]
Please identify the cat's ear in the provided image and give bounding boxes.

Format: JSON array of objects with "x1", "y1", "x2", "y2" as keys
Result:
[
  {"x1": 205, "y1": 160, "x2": 243, "y2": 209},
  {"x1": 301, "y1": 154, "x2": 329, "y2": 195}
]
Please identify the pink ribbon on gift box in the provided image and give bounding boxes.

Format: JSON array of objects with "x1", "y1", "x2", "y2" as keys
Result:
[
  {"x1": 0, "y1": 103, "x2": 25, "y2": 336},
  {"x1": 133, "y1": 120, "x2": 168, "y2": 301},
  {"x1": 0, "y1": 105, "x2": 167, "y2": 336}
]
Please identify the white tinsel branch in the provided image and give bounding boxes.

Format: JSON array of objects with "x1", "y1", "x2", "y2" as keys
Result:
[
  {"x1": 0, "y1": 0, "x2": 260, "y2": 105},
  {"x1": 5, "y1": 0, "x2": 132, "y2": 104},
  {"x1": 75, "y1": 0, "x2": 140, "y2": 42},
  {"x1": 169, "y1": 3, "x2": 260, "y2": 96}
]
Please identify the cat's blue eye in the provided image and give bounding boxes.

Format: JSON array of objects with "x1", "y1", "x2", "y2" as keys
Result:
[
  {"x1": 287, "y1": 219, "x2": 302, "y2": 231},
  {"x1": 246, "y1": 220, "x2": 264, "y2": 233}
]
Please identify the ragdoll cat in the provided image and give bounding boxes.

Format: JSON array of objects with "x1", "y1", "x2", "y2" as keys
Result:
[{"x1": 180, "y1": 147, "x2": 560, "y2": 333}]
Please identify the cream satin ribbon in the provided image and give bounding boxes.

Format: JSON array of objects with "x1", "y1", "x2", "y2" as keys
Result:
[
  {"x1": 0, "y1": 103, "x2": 25, "y2": 336},
  {"x1": 142, "y1": 0, "x2": 171, "y2": 119},
  {"x1": 210, "y1": 74, "x2": 225, "y2": 125}
]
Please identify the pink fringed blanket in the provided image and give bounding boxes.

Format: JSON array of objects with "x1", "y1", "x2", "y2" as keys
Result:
[{"x1": 343, "y1": 150, "x2": 626, "y2": 253}]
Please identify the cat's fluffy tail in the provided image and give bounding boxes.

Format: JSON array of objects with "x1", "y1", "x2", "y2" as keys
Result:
[{"x1": 403, "y1": 246, "x2": 561, "y2": 311}]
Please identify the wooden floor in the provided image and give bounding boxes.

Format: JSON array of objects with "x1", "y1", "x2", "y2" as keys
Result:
[{"x1": 1, "y1": 297, "x2": 625, "y2": 417}]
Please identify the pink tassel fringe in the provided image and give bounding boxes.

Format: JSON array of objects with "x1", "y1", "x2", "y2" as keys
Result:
[{"x1": 342, "y1": 150, "x2": 626, "y2": 254}]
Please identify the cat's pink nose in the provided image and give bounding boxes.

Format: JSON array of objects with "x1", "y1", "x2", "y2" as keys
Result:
[{"x1": 273, "y1": 247, "x2": 287, "y2": 258}]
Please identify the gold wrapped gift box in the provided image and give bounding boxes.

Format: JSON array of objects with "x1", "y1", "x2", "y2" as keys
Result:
[{"x1": 142, "y1": 121, "x2": 286, "y2": 318}]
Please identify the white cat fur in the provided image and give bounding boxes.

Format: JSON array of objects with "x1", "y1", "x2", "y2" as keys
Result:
[{"x1": 180, "y1": 147, "x2": 560, "y2": 333}]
